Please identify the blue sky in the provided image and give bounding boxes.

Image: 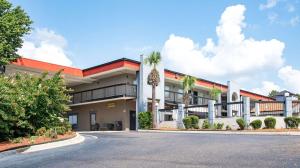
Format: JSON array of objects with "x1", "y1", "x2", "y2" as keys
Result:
[{"x1": 10, "y1": 0, "x2": 300, "y2": 95}]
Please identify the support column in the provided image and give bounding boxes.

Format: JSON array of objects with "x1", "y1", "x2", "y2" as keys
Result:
[
  {"x1": 208, "y1": 100, "x2": 216, "y2": 125},
  {"x1": 177, "y1": 104, "x2": 185, "y2": 129},
  {"x1": 255, "y1": 102, "x2": 260, "y2": 116},
  {"x1": 217, "y1": 93, "x2": 222, "y2": 117},
  {"x1": 284, "y1": 97, "x2": 293, "y2": 117},
  {"x1": 243, "y1": 97, "x2": 250, "y2": 127}
]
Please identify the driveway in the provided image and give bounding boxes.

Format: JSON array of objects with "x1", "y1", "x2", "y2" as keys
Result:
[{"x1": 0, "y1": 132, "x2": 300, "y2": 168}]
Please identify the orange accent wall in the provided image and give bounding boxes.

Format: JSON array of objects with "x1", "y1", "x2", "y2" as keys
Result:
[{"x1": 13, "y1": 58, "x2": 83, "y2": 77}]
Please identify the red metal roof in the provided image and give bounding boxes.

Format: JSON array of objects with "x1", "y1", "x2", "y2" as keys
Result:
[{"x1": 12, "y1": 57, "x2": 273, "y2": 101}]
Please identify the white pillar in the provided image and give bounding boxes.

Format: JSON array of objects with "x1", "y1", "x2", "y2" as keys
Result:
[
  {"x1": 208, "y1": 100, "x2": 216, "y2": 125},
  {"x1": 255, "y1": 102, "x2": 260, "y2": 116},
  {"x1": 243, "y1": 97, "x2": 250, "y2": 127},
  {"x1": 217, "y1": 93, "x2": 222, "y2": 117},
  {"x1": 177, "y1": 104, "x2": 185, "y2": 129},
  {"x1": 284, "y1": 97, "x2": 293, "y2": 117}
]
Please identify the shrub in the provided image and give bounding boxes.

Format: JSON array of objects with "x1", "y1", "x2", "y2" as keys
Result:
[
  {"x1": 138, "y1": 112, "x2": 152, "y2": 129},
  {"x1": 190, "y1": 115, "x2": 199, "y2": 129},
  {"x1": 284, "y1": 117, "x2": 300, "y2": 128},
  {"x1": 46, "y1": 129, "x2": 58, "y2": 139},
  {"x1": 55, "y1": 127, "x2": 66, "y2": 135},
  {"x1": 250, "y1": 120, "x2": 262, "y2": 130},
  {"x1": 36, "y1": 127, "x2": 47, "y2": 136},
  {"x1": 10, "y1": 137, "x2": 23, "y2": 144},
  {"x1": 226, "y1": 125, "x2": 232, "y2": 130},
  {"x1": 183, "y1": 117, "x2": 192, "y2": 129},
  {"x1": 236, "y1": 118, "x2": 246, "y2": 130},
  {"x1": 202, "y1": 120, "x2": 210, "y2": 129},
  {"x1": 29, "y1": 136, "x2": 38, "y2": 144},
  {"x1": 215, "y1": 123, "x2": 224, "y2": 130},
  {"x1": 264, "y1": 117, "x2": 276, "y2": 129}
]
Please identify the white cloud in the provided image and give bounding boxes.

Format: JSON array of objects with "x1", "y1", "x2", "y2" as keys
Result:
[
  {"x1": 162, "y1": 5, "x2": 285, "y2": 79},
  {"x1": 252, "y1": 81, "x2": 281, "y2": 95},
  {"x1": 268, "y1": 13, "x2": 279, "y2": 24},
  {"x1": 18, "y1": 28, "x2": 72, "y2": 66},
  {"x1": 290, "y1": 16, "x2": 300, "y2": 26},
  {"x1": 278, "y1": 66, "x2": 300, "y2": 93},
  {"x1": 260, "y1": 0, "x2": 278, "y2": 10},
  {"x1": 287, "y1": 4, "x2": 295, "y2": 12}
]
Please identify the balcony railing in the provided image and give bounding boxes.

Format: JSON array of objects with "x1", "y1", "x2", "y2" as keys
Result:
[
  {"x1": 165, "y1": 90, "x2": 212, "y2": 105},
  {"x1": 70, "y1": 83, "x2": 137, "y2": 104}
]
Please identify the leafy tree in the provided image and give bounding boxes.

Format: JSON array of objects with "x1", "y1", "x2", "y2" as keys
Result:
[
  {"x1": 0, "y1": 0, "x2": 32, "y2": 73},
  {"x1": 144, "y1": 51, "x2": 161, "y2": 128},
  {"x1": 182, "y1": 75, "x2": 196, "y2": 107},
  {"x1": 268, "y1": 90, "x2": 279, "y2": 98},
  {"x1": 209, "y1": 87, "x2": 222, "y2": 100},
  {"x1": 0, "y1": 72, "x2": 71, "y2": 140}
]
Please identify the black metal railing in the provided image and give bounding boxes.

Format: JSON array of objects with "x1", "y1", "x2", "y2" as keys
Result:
[
  {"x1": 185, "y1": 104, "x2": 209, "y2": 119},
  {"x1": 70, "y1": 83, "x2": 137, "y2": 104},
  {"x1": 258, "y1": 101, "x2": 285, "y2": 116},
  {"x1": 215, "y1": 101, "x2": 243, "y2": 117},
  {"x1": 165, "y1": 90, "x2": 211, "y2": 105}
]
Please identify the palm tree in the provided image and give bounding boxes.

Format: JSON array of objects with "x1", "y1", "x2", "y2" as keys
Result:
[
  {"x1": 182, "y1": 75, "x2": 196, "y2": 107},
  {"x1": 144, "y1": 51, "x2": 161, "y2": 128}
]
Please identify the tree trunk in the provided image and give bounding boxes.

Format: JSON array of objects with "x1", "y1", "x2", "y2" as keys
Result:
[
  {"x1": 0, "y1": 65, "x2": 5, "y2": 74},
  {"x1": 152, "y1": 84, "x2": 156, "y2": 129}
]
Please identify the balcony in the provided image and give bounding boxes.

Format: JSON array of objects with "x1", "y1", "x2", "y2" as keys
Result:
[
  {"x1": 70, "y1": 83, "x2": 137, "y2": 105},
  {"x1": 165, "y1": 90, "x2": 211, "y2": 105}
]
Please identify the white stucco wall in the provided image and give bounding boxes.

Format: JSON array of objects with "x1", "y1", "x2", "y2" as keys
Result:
[{"x1": 138, "y1": 55, "x2": 165, "y2": 112}]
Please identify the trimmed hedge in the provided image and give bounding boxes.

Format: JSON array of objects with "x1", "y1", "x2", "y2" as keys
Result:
[
  {"x1": 183, "y1": 117, "x2": 192, "y2": 129},
  {"x1": 138, "y1": 112, "x2": 152, "y2": 129},
  {"x1": 264, "y1": 117, "x2": 276, "y2": 129},
  {"x1": 214, "y1": 123, "x2": 224, "y2": 130},
  {"x1": 236, "y1": 118, "x2": 246, "y2": 130},
  {"x1": 202, "y1": 120, "x2": 210, "y2": 129},
  {"x1": 190, "y1": 115, "x2": 199, "y2": 129},
  {"x1": 250, "y1": 120, "x2": 262, "y2": 130},
  {"x1": 183, "y1": 116, "x2": 199, "y2": 129},
  {"x1": 284, "y1": 117, "x2": 300, "y2": 128}
]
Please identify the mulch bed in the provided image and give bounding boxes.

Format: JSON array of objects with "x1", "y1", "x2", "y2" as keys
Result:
[{"x1": 0, "y1": 132, "x2": 76, "y2": 152}]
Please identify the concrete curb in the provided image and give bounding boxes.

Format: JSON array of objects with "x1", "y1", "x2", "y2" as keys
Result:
[
  {"x1": 23, "y1": 133, "x2": 85, "y2": 153},
  {"x1": 138, "y1": 129, "x2": 300, "y2": 136}
]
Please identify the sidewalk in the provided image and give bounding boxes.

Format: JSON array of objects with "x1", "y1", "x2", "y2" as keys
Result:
[
  {"x1": 138, "y1": 129, "x2": 300, "y2": 136},
  {"x1": 23, "y1": 133, "x2": 85, "y2": 153}
]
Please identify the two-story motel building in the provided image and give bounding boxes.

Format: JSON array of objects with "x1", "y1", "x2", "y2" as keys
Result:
[{"x1": 5, "y1": 55, "x2": 273, "y2": 131}]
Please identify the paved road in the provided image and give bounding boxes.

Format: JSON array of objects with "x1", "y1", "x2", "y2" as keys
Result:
[{"x1": 0, "y1": 132, "x2": 300, "y2": 168}]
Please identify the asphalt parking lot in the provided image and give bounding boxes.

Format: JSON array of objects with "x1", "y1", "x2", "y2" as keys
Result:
[{"x1": 0, "y1": 131, "x2": 300, "y2": 168}]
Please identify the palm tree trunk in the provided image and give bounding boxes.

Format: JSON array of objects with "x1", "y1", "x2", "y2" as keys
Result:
[{"x1": 152, "y1": 84, "x2": 156, "y2": 129}]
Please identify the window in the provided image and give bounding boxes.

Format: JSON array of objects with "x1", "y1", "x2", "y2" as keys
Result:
[
  {"x1": 165, "y1": 86, "x2": 170, "y2": 98},
  {"x1": 68, "y1": 114, "x2": 78, "y2": 126}
]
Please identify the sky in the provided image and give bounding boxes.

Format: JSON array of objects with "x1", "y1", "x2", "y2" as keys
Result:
[{"x1": 10, "y1": 0, "x2": 300, "y2": 95}]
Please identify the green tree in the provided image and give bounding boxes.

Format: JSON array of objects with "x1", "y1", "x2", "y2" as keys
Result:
[
  {"x1": 0, "y1": 72, "x2": 71, "y2": 140},
  {"x1": 182, "y1": 75, "x2": 196, "y2": 107},
  {"x1": 144, "y1": 51, "x2": 161, "y2": 128},
  {"x1": 0, "y1": 0, "x2": 32, "y2": 73},
  {"x1": 209, "y1": 87, "x2": 221, "y2": 100},
  {"x1": 268, "y1": 90, "x2": 279, "y2": 98}
]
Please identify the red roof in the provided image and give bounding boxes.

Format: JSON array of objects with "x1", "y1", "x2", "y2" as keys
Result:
[{"x1": 12, "y1": 57, "x2": 273, "y2": 101}]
